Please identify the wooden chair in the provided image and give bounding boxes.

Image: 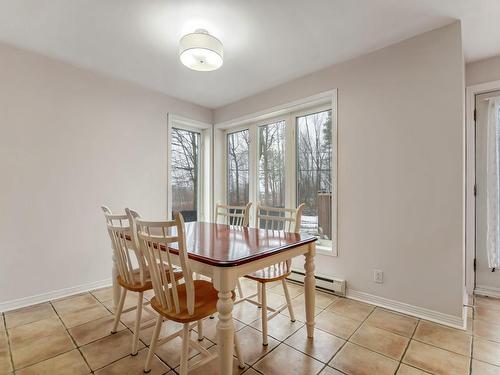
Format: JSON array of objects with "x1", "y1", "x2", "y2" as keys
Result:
[
  {"x1": 137, "y1": 213, "x2": 244, "y2": 374},
  {"x1": 102, "y1": 207, "x2": 182, "y2": 356},
  {"x1": 215, "y1": 202, "x2": 252, "y2": 299},
  {"x1": 243, "y1": 203, "x2": 305, "y2": 345}
]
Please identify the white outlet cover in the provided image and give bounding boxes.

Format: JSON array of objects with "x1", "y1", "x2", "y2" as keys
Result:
[{"x1": 374, "y1": 269, "x2": 384, "y2": 283}]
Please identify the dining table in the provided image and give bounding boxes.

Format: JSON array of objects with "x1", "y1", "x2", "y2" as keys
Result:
[{"x1": 113, "y1": 221, "x2": 317, "y2": 375}]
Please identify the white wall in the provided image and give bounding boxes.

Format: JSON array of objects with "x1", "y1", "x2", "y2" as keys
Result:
[
  {"x1": 466, "y1": 55, "x2": 500, "y2": 86},
  {"x1": 0, "y1": 42, "x2": 211, "y2": 306},
  {"x1": 215, "y1": 23, "x2": 465, "y2": 320}
]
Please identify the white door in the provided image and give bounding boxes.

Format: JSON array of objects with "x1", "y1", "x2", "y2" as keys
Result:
[{"x1": 475, "y1": 90, "x2": 500, "y2": 293}]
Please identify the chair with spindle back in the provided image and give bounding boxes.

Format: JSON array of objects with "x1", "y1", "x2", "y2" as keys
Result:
[
  {"x1": 215, "y1": 202, "x2": 252, "y2": 299},
  {"x1": 243, "y1": 203, "x2": 305, "y2": 346},
  {"x1": 102, "y1": 207, "x2": 182, "y2": 356},
  {"x1": 137, "y1": 213, "x2": 244, "y2": 374}
]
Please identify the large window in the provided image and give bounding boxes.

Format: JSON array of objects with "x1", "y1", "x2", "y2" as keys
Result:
[
  {"x1": 227, "y1": 129, "x2": 250, "y2": 206},
  {"x1": 171, "y1": 127, "x2": 201, "y2": 222},
  {"x1": 258, "y1": 121, "x2": 286, "y2": 207},
  {"x1": 296, "y1": 110, "x2": 332, "y2": 242},
  {"x1": 223, "y1": 99, "x2": 337, "y2": 253}
]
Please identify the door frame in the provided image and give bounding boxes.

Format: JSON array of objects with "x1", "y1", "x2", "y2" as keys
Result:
[{"x1": 465, "y1": 80, "x2": 500, "y2": 296}]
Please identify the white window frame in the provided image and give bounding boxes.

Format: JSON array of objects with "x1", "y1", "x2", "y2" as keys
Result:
[
  {"x1": 164, "y1": 113, "x2": 212, "y2": 221},
  {"x1": 217, "y1": 90, "x2": 338, "y2": 256}
]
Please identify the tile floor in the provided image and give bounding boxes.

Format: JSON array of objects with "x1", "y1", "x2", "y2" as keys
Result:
[{"x1": 1, "y1": 279, "x2": 499, "y2": 375}]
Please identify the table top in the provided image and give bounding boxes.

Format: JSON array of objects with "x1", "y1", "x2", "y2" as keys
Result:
[{"x1": 147, "y1": 221, "x2": 317, "y2": 267}]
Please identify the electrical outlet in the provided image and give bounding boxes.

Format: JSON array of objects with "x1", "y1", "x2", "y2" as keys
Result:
[{"x1": 374, "y1": 269, "x2": 384, "y2": 284}]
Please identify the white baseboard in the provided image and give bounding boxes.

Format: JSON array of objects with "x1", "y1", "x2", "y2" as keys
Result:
[
  {"x1": 0, "y1": 278, "x2": 112, "y2": 313},
  {"x1": 475, "y1": 285, "x2": 500, "y2": 299},
  {"x1": 347, "y1": 288, "x2": 465, "y2": 330}
]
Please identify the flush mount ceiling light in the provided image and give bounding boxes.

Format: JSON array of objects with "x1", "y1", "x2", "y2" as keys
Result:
[{"x1": 179, "y1": 29, "x2": 223, "y2": 71}]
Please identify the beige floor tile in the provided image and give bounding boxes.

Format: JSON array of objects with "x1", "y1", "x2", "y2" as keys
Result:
[
  {"x1": 292, "y1": 291, "x2": 339, "y2": 309},
  {"x1": 94, "y1": 348, "x2": 168, "y2": 375},
  {"x1": 52, "y1": 294, "x2": 101, "y2": 315},
  {"x1": 152, "y1": 331, "x2": 213, "y2": 368},
  {"x1": 80, "y1": 330, "x2": 144, "y2": 370},
  {"x1": 118, "y1": 305, "x2": 157, "y2": 331},
  {"x1": 319, "y1": 366, "x2": 344, "y2": 375},
  {"x1": 176, "y1": 345, "x2": 246, "y2": 375},
  {"x1": 91, "y1": 287, "x2": 113, "y2": 303},
  {"x1": 59, "y1": 304, "x2": 111, "y2": 328},
  {"x1": 413, "y1": 320, "x2": 472, "y2": 356},
  {"x1": 269, "y1": 282, "x2": 304, "y2": 299},
  {"x1": 315, "y1": 309, "x2": 361, "y2": 339},
  {"x1": 397, "y1": 364, "x2": 431, "y2": 374},
  {"x1": 235, "y1": 326, "x2": 280, "y2": 365},
  {"x1": 365, "y1": 308, "x2": 418, "y2": 337},
  {"x1": 4, "y1": 303, "x2": 56, "y2": 329},
  {"x1": 284, "y1": 326, "x2": 345, "y2": 363},
  {"x1": 0, "y1": 348, "x2": 12, "y2": 374},
  {"x1": 474, "y1": 319, "x2": 500, "y2": 343},
  {"x1": 403, "y1": 340, "x2": 470, "y2": 375},
  {"x1": 280, "y1": 299, "x2": 323, "y2": 323},
  {"x1": 254, "y1": 343, "x2": 324, "y2": 375},
  {"x1": 350, "y1": 322, "x2": 409, "y2": 360},
  {"x1": 241, "y1": 369, "x2": 261, "y2": 375},
  {"x1": 138, "y1": 319, "x2": 184, "y2": 346},
  {"x1": 476, "y1": 306, "x2": 500, "y2": 325},
  {"x1": 0, "y1": 316, "x2": 5, "y2": 331},
  {"x1": 102, "y1": 293, "x2": 143, "y2": 313},
  {"x1": 232, "y1": 301, "x2": 264, "y2": 324},
  {"x1": 246, "y1": 290, "x2": 286, "y2": 310},
  {"x1": 0, "y1": 331, "x2": 7, "y2": 351},
  {"x1": 473, "y1": 337, "x2": 500, "y2": 367},
  {"x1": 471, "y1": 359, "x2": 500, "y2": 375},
  {"x1": 11, "y1": 331, "x2": 75, "y2": 369},
  {"x1": 194, "y1": 316, "x2": 245, "y2": 344},
  {"x1": 143, "y1": 289, "x2": 155, "y2": 301},
  {"x1": 249, "y1": 313, "x2": 303, "y2": 341},
  {"x1": 68, "y1": 315, "x2": 126, "y2": 346},
  {"x1": 327, "y1": 298, "x2": 375, "y2": 321},
  {"x1": 330, "y1": 342, "x2": 399, "y2": 375},
  {"x1": 8, "y1": 317, "x2": 66, "y2": 348},
  {"x1": 15, "y1": 349, "x2": 89, "y2": 375},
  {"x1": 475, "y1": 296, "x2": 500, "y2": 311}
]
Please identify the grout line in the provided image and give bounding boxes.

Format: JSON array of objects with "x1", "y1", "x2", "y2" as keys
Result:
[{"x1": 2, "y1": 312, "x2": 15, "y2": 374}]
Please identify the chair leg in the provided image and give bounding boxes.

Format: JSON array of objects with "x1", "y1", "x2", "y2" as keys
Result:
[
  {"x1": 197, "y1": 319, "x2": 204, "y2": 341},
  {"x1": 179, "y1": 323, "x2": 190, "y2": 375},
  {"x1": 111, "y1": 287, "x2": 127, "y2": 333},
  {"x1": 282, "y1": 279, "x2": 296, "y2": 322},
  {"x1": 144, "y1": 315, "x2": 162, "y2": 373},
  {"x1": 234, "y1": 333, "x2": 245, "y2": 369},
  {"x1": 257, "y1": 281, "x2": 262, "y2": 308},
  {"x1": 131, "y1": 291, "x2": 143, "y2": 355},
  {"x1": 236, "y1": 278, "x2": 244, "y2": 299},
  {"x1": 260, "y1": 283, "x2": 268, "y2": 346}
]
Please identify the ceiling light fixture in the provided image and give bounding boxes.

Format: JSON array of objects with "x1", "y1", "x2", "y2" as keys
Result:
[{"x1": 179, "y1": 29, "x2": 223, "y2": 71}]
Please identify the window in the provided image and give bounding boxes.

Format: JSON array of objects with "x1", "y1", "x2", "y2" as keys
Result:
[
  {"x1": 227, "y1": 129, "x2": 250, "y2": 206},
  {"x1": 222, "y1": 95, "x2": 337, "y2": 254},
  {"x1": 171, "y1": 127, "x2": 201, "y2": 222},
  {"x1": 296, "y1": 110, "x2": 333, "y2": 243},
  {"x1": 258, "y1": 121, "x2": 286, "y2": 207}
]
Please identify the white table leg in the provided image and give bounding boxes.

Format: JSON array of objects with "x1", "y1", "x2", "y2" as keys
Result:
[
  {"x1": 112, "y1": 252, "x2": 121, "y2": 310},
  {"x1": 304, "y1": 242, "x2": 316, "y2": 338},
  {"x1": 213, "y1": 271, "x2": 236, "y2": 375}
]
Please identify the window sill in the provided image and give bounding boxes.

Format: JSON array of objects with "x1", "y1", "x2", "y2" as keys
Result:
[{"x1": 316, "y1": 244, "x2": 338, "y2": 257}]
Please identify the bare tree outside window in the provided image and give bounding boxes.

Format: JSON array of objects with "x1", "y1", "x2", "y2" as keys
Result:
[
  {"x1": 227, "y1": 130, "x2": 250, "y2": 205},
  {"x1": 171, "y1": 127, "x2": 200, "y2": 222},
  {"x1": 296, "y1": 110, "x2": 332, "y2": 240},
  {"x1": 258, "y1": 121, "x2": 286, "y2": 208}
]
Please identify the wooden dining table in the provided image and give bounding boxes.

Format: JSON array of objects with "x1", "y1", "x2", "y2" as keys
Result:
[{"x1": 113, "y1": 221, "x2": 317, "y2": 375}]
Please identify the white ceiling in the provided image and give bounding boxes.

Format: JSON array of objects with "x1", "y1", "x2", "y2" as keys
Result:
[{"x1": 0, "y1": 0, "x2": 499, "y2": 108}]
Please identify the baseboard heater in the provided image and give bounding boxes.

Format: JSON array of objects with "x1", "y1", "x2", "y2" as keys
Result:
[{"x1": 287, "y1": 269, "x2": 346, "y2": 297}]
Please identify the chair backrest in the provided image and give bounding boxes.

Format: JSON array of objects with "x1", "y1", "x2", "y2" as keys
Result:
[
  {"x1": 255, "y1": 203, "x2": 305, "y2": 233},
  {"x1": 101, "y1": 206, "x2": 148, "y2": 286},
  {"x1": 216, "y1": 202, "x2": 252, "y2": 227},
  {"x1": 136, "y1": 213, "x2": 194, "y2": 315}
]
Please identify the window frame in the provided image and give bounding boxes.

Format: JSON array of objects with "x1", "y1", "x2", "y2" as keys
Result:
[
  {"x1": 165, "y1": 114, "x2": 212, "y2": 222},
  {"x1": 220, "y1": 90, "x2": 338, "y2": 256}
]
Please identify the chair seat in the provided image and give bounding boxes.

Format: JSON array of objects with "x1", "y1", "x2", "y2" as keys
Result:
[
  {"x1": 244, "y1": 264, "x2": 291, "y2": 283},
  {"x1": 117, "y1": 267, "x2": 183, "y2": 292},
  {"x1": 150, "y1": 280, "x2": 235, "y2": 323}
]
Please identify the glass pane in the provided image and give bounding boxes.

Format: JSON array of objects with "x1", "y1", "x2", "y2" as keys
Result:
[
  {"x1": 296, "y1": 110, "x2": 333, "y2": 240},
  {"x1": 258, "y1": 121, "x2": 286, "y2": 207},
  {"x1": 171, "y1": 127, "x2": 201, "y2": 222},
  {"x1": 227, "y1": 130, "x2": 250, "y2": 206}
]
